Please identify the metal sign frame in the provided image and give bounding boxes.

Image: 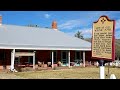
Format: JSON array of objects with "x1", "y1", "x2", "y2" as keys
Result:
[{"x1": 91, "y1": 15, "x2": 115, "y2": 61}]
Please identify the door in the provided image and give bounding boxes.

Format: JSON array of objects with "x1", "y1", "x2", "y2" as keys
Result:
[
  {"x1": 61, "y1": 51, "x2": 68, "y2": 66},
  {"x1": 28, "y1": 56, "x2": 33, "y2": 64}
]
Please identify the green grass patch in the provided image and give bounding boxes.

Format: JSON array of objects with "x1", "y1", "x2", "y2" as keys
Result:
[{"x1": 1, "y1": 66, "x2": 120, "y2": 79}]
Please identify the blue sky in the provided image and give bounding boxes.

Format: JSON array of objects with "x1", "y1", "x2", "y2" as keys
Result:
[{"x1": 0, "y1": 11, "x2": 120, "y2": 39}]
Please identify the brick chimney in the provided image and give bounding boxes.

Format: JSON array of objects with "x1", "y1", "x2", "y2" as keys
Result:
[
  {"x1": 0, "y1": 15, "x2": 2, "y2": 26},
  {"x1": 52, "y1": 20, "x2": 58, "y2": 31}
]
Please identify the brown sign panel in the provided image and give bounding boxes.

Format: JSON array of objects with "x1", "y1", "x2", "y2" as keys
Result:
[{"x1": 92, "y1": 15, "x2": 115, "y2": 61}]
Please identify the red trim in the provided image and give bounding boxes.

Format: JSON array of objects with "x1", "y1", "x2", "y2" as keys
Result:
[
  {"x1": 93, "y1": 15, "x2": 113, "y2": 23},
  {"x1": 91, "y1": 23, "x2": 94, "y2": 60},
  {"x1": 112, "y1": 20, "x2": 115, "y2": 61},
  {"x1": 91, "y1": 15, "x2": 115, "y2": 61}
]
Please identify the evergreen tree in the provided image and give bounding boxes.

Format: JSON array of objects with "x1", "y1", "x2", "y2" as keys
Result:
[{"x1": 74, "y1": 31, "x2": 84, "y2": 39}]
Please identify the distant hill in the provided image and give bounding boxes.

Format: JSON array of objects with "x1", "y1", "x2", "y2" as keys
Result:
[
  {"x1": 84, "y1": 38, "x2": 92, "y2": 43},
  {"x1": 116, "y1": 39, "x2": 120, "y2": 46}
]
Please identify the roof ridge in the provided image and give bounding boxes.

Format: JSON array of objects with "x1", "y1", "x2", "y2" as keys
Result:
[{"x1": 2, "y1": 24, "x2": 53, "y2": 30}]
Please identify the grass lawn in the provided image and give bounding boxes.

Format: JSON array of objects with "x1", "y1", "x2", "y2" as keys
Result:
[{"x1": 0, "y1": 66, "x2": 120, "y2": 79}]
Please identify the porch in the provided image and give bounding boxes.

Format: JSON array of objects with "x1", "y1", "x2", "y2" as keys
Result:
[{"x1": 0, "y1": 49, "x2": 93, "y2": 72}]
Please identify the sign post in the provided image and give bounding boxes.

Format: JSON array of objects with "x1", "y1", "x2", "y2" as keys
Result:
[
  {"x1": 92, "y1": 15, "x2": 115, "y2": 79},
  {"x1": 98, "y1": 60, "x2": 105, "y2": 79}
]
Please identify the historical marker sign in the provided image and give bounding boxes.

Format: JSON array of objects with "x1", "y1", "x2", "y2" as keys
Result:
[{"x1": 92, "y1": 15, "x2": 115, "y2": 61}]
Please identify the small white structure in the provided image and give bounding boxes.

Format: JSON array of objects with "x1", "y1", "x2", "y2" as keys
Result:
[
  {"x1": 110, "y1": 74, "x2": 116, "y2": 79},
  {"x1": 100, "y1": 66, "x2": 105, "y2": 79}
]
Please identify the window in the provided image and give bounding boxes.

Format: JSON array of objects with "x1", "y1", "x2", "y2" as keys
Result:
[
  {"x1": 75, "y1": 51, "x2": 81, "y2": 60},
  {"x1": 28, "y1": 50, "x2": 34, "y2": 64},
  {"x1": 61, "y1": 51, "x2": 68, "y2": 64},
  {"x1": 62, "y1": 52, "x2": 67, "y2": 59},
  {"x1": 28, "y1": 56, "x2": 33, "y2": 64}
]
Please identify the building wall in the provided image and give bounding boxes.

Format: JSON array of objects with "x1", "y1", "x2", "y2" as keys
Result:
[
  {"x1": 85, "y1": 51, "x2": 91, "y2": 62},
  {"x1": 85, "y1": 51, "x2": 99, "y2": 65},
  {"x1": 0, "y1": 49, "x2": 11, "y2": 69},
  {"x1": 36, "y1": 50, "x2": 75, "y2": 63},
  {"x1": 70, "y1": 50, "x2": 75, "y2": 62},
  {"x1": 0, "y1": 49, "x2": 11, "y2": 65},
  {"x1": 36, "y1": 50, "x2": 50, "y2": 64}
]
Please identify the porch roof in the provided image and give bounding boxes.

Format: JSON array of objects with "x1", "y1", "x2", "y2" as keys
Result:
[{"x1": 0, "y1": 24, "x2": 91, "y2": 51}]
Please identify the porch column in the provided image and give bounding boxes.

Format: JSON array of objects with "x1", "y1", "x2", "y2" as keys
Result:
[
  {"x1": 83, "y1": 51, "x2": 85, "y2": 67},
  {"x1": 68, "y1": 51, "x2": 70, "y2": 68},
  {"x1": 33, "y1": 51, "x2": 35, "y2": 69},
  {"x1": 10, "y1": 49, "x2": 15, "y2": 70},
  {"x1": 52, "y1": 51, "x2": 54, "y2": 69}
]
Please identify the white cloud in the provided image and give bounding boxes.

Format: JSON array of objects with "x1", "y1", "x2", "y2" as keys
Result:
[
  {"x1": 66, "y1": 32, "x2": 75, "y2": 37},
  {"x1": 58, "y1": 13, "x2": 104, "y2": 30},
  {"x1": 63, "y1": 28, "x2": 92, "y2": 38},
  {"x1": 116, "y1": 19, "x2": 120, "y2": 29},
  {"x1": 112, "y1": 19, "x2": 120, "y2": 39},
  {"x1": 77, "y1": 28, "x2": 92, "y2": 38},
  {"x1": 115, "y1": 32, "x2": 120, "y2": 39},
  {"x1": 58, "y1": 12, "x2": 109, "y2": 30},
  {"x1": 58, "y1": 19, "x2": 82, "y2": 29},
  {"x1": 44, "y1": 14, "x2": 50, "y2": 19},
  {"x1": 78, "y1": 28, "x2": 92, "y2": 34},
  {"x1": 64, "y1": 20, "x2": 120, "y2": 39},
  {"x1": 58, "y1": 11, "x2": 120, "y2": 39}
]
